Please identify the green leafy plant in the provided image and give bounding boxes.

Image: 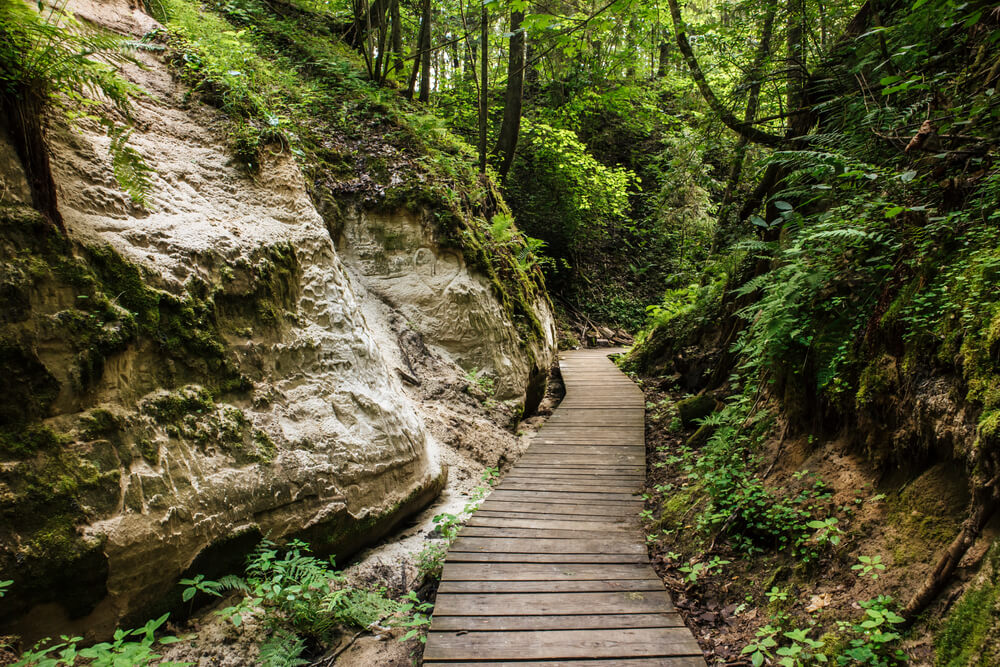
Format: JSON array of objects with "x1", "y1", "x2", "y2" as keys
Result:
[
  {"x1": 13, "y1": 615, "x2": 190, "y2": 667},
  {"x1": 256, "y1": 629, "x2": 308, "y2": 667},
  {"x1": 463, "y1": 366, "x2": 496, "y2": 398},
  {"x1": 742, "y1": 624, "x2": 827, "y2": 667},
  {"x1": 678, "y1": 556, "x2": 730, "y2": 584},
  {"x1": 417, "y1": 466, "x2": 499, "y2": 580},
  {"x1": 835, "y1": 596, "x2": 907, "y2": 665},
  {"x1": 852, "y1": 555, "x2": 886, "y2": 581}
]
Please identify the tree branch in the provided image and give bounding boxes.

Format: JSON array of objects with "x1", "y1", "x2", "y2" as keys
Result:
[{"x1": 666, "y1": 0, "x2": 786, "y2": 147}]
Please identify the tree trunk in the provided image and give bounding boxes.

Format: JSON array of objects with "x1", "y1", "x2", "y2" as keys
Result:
[
  {"x1": 666, "y1": 0, "x2": 785, "y2": 147},
  {"x1": 372, "y1": 0, "x2": 389, "y2": 83},
  {"x1": 657, "y1": 38, "x2": 669, "y2": 77},
  {"x1": 721, "y1": 2, "x2": 777, "y2": 209},
  {"x1": 785, "y1": 0, "x2": 809, "y2": 138},
  {"x1": 418, "y1": 0, "x2": 432, "y2": 102},
  {"x1": 1, "y1": 94, "x2": 63, "y2": 230},
  {"x1": 494, "y1": 9, "x2": 525, "y2": 179},
  {"x1": 388, "y1": 0, "x2": 402, "y2": 78},
  {"x1": 478, "y1": 3, "x2": 488, "y2": 174}
]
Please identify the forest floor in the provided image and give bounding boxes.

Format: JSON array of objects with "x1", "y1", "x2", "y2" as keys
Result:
[{"x1": 637, "y1": 376, "x2": 1000, "y2": 666}]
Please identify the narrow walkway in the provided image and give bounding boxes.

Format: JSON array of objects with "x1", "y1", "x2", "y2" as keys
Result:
[{"x1": 423, "y1": 349, "x2": 705, "y2": 665}]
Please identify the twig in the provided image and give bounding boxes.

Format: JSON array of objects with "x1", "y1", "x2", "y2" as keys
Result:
[{"x1": 313, "y1": 630, "x2": 365, "y2": 666}]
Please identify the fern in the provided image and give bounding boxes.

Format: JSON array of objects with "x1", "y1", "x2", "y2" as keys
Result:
[
  {"x1": 257, "y1": 630, "x2": 308, "y2": 667},
  {"x1": 108, "y1": 125, "x2": 155, "y2": 206},
  {"x1": 0, "y1": 0, "x2": 155, "y2": 206}
]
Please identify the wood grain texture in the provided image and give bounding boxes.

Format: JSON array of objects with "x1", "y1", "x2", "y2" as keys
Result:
[{"x1": 424, "y1": 349, "x2": 705, "y2": 665}]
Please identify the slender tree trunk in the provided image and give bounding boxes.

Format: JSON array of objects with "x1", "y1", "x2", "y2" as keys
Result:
[
  {"x1": 785, "y1": 0, "x2": 809, "y2": 137},
  {"x1": 1, "y1": 94, "x2": 63, "y2": 230},
  {"x1": 388, "y1": 0, "x2": 402, "y2": 78},
  {"x1": 418, "y1": 0, "x2": 432, "y2": 102},
  {"x1": 721, "y1": 2, "x2": 777, "y2": 211},
  {"x1": 657, "y1": 38, "x2": 669, "y2": 77},
  {"x1": 478, "y1": 2, "x2": 488, "y2": 174},
  {"x1": 494, "y1": 9, "x2": 525, "y2": 179},
  {"x1": 372, "y1": 0, "x2": 389, "y2": 83}
]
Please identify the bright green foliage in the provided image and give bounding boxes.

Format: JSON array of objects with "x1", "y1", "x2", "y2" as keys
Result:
[
  {"x1": 852, "y1": 555, "x2": 887, "y2": 581},
  {"x1": 834, "y1": 597, "x2": 907, "y2": 666},
  {"x1": 417, "y1": 466, "x2": 500, "y2": 580},
  {"x1": 0, "y1": 0, "x2": 154, "y2": 204},
  {"x1": 12, "y1": 614, "x2": 190, "y2": 667},
  {"x1": 181, "y1": 538, "x2": 426, "y2": 660},
  {"x1": 505, "y1": 120, "x2": 637, "y2": 264}
]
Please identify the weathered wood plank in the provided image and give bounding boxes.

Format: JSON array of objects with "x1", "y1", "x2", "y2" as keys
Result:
[
  {"x1": 423, "y1": 628, "x2": 701, "y2": 660},
  {"x1": 487, "y1": 489, "x2": 643, "y2": 503},
  {"x1": 432, "y1": 591, "x2": 675, "y2": 616},
  {"x1": 424, "y1": 658, "x2": 706, "y2": 667},
  {"x1": 428, "y1": 613, "x2": 685, "y2": 631},
  {"x1": 445, "y1": 552, "x2": 648, "y2": 564},
  {"x1": 450, "y1": 536, "x2": 646, "y2": 554},
  {"x1": 465, "y1": 516, "x2": 636, "y2": 532},
  {"x1": 459, "y1": 526, "x2": 635, "y2": 540},
  {"x1": 473, "y1": 509, "x2": 641, "y2": 523},
  {"x1": 441, "y1": 562, "x2": 655, "y2": 581},
  {"x1": 438, "y1": 579, "x2": 664, "y2": 594},
  {"x1": 475, "y1": 501, "x2": 640, "y2": 517}
]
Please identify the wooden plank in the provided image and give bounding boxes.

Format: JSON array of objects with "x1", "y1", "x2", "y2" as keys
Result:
[
  {"x1": 438, "y1": 579, "x2": 664, "y2": 594},
  {"x1": 466, "y1": 516, "x2": 637, "y2": 532},
  {"x1": 510, "y1": 465, "x2": 645, "y2": 474},
  {"x1": 450, "y1": 537, "x2": 646, "y2": 555},
  {"x1": 460, "y1": 526, "x2": 635, "y2": 540},
  {"x1": 502, "y1": 476, "x2": 642, "y2": 484},
  {"x1": 441, "y1": 563, "x2": 656, "y2": 581},
  {"x1": 425, "y1": 660, "x2": 703, "y2": 667},
  {"x1": 423, "y1": 628, "x2": 701, "y2": 660},
  {"x1": 432, "y1": 591, "x2": 675, "y2": 616},
  {"x1": 487, "y1": 490, "x2": 642, "y2": 503},
  {"x1": 476, "y1": 501, "x2": 639, "y2": 517},
  {"x1": 473, "y1": 509, "x2": 641, "y2": 523},
  {"x1": 446, "y1": 552, "x2": 648, "y2": 564},
  {"x1": 498, "y1": 481, "x2": 641, "y2": 493},
  {"x1": 428, "y1": 613, "x2": 685, "y2": 632}
]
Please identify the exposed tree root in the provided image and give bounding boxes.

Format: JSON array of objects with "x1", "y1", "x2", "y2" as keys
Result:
[{"x1": 901, "y1": 477, "x2": 999, "y2": 624}]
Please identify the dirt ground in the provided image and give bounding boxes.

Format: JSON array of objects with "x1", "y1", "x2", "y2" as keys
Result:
[{"x1": 638, "y1": 377, "x2": 1000, "y2": 666}]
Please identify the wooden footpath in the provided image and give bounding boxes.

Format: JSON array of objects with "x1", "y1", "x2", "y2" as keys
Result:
[{"x1": 423, "y1": 348, "x2": 705, "y2": 666}]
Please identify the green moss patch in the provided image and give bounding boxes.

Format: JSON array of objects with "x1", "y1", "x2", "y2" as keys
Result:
[
  {"x1": 935, "y1": 540, "x2": 1000, "y2": 666},
  {"x1": 142, "y1": 387, "x2": 275, "y2": 463},
  {"x1": 886, "y1": 463, "x2": 968, "y2": 567}
]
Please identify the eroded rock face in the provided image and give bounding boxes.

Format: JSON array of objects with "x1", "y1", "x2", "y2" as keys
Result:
[
  {"x1": 0, "y1": 6, "x2": 450, "y2": 639},
  {"x1": 338, "y1": 208, "x2": 556, "y2": 405}
]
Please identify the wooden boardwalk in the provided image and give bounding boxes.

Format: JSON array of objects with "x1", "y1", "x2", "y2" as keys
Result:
[{"x1": 423, "y1": 348, "x2": 705, "y2": 666}]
